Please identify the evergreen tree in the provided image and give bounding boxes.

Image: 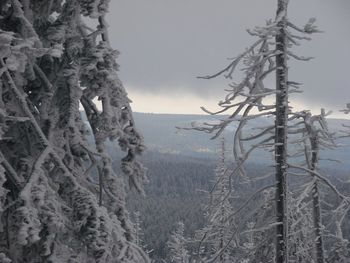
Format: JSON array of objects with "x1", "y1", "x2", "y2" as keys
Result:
[
  {"x1": 195, "y1": 139, "x2": 237, "y2": 262},
  {"x1": 287, "y1": 191, "x2": 314, "y2": 262},
  {"x1": 167, "y1": 222, "x2": 190, "y2": 263},
  {"x1": 132, "y1": 211, "x2": 152, "y2": 255},
  {"x1": 0, "y1": 0, "x2": 148, "y2": 262}
]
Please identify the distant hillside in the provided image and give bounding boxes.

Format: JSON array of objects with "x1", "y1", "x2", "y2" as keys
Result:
[{"x1": 133, "y1": 112, "x2": 350, "y2": 169}]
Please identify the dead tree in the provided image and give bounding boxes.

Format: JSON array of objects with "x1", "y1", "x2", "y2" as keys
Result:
[
  {"x1": 288, "y1": 109, "x2": 350, "y2": 262},
  {"x1": 185, "y1": 0, "x2": 321, "y2": 262}
]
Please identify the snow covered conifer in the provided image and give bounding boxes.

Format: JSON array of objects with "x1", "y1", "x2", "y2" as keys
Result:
[
  {"x1": 287, "y1": 191, "x2": 314, "y2": 262},
  {"x1": 132, "y1": 211, "x2": 152, "y2": 255},
  {"x1": 194, "y1": 139, "x2": 237, "y2": 263},
  {"x1": 167, "y1": 221, "x2": 190, "y2": 263},
  {"x1": 0, "y1": 0, "x2": 148, "y2": 262}
]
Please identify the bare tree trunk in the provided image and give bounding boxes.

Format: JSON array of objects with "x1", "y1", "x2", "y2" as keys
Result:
[
  {"x1": 312, "y1": 181, "x2": 324, "y2": 263},
  {"x1": 275, "y1": 0, "x2": 289, "y2": 262},
  {"x1": 310, "y1": 138, "x2": 325, "y2": 263},
  {"x1": 219, "y1": 202, "x2": 225, "y2": 263},
  {"x1": 219, "y1": 139, "x2": 225, "y2": 263}
]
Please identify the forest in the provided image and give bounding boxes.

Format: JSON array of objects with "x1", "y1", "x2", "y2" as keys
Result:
[{"x1": 0, "y1": 0, "x2": 349, "y2": 263}]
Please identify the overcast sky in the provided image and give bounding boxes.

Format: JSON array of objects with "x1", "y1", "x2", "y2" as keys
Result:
[{"x1": 106, "y1": 0, "x2": 350, "y2": 117}]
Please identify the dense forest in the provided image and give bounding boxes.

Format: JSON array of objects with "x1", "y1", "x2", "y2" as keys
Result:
[
  {"x1": 0, "y1": 0, "x2": 349, "y2": 263},
  {"x1": 123, "y1": 148, "x2": 350, "y2": 262}
]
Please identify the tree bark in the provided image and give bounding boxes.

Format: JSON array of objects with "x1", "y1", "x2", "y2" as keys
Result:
[
  {"x1": 310, "y1": 137, "x2": 325, "y2": 263},
  {"x1": 275, "y1": 0, "x2": 289, "y2": 262}
]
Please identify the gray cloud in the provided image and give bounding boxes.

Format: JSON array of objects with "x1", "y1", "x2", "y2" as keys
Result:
[{"x1": 107, "y1": 0, "x2": 350, "y2": 111}]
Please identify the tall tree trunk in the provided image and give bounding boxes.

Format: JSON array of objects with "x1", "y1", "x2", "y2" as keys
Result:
[
  {"x1": 275, "y1": 0, "x2": 289, "y2": 262},
  {"x1": 219, "y1": 138, "x2": 225, "y2": 263},
  {"x1": 219, "y1": 200, "x2": 225, "y2": 263},
  {"x1": 310, "y1": 138, "x2": 325, "y2": 263}
]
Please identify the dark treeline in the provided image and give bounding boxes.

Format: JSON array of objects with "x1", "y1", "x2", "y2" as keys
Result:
[{"x1": 117, "y1": 150, "x2": 350, "y2": 262}]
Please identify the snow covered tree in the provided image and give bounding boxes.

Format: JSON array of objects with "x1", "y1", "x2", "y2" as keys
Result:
[
  {"x1": 289, "y1": 110, "x2": 332, "y2": 263},
  {"x1": 133, "y1": 211, "x2": 144, "y2": 248},
  {"x1": 194, "y1": 139, "x2": 237, "y2": 262},
  {"x1": 186, "y1": 0, "x2": 321, "y2": 262},
  {"x1": 0, "y1": 0, "x2": 148, "y2": 262},
  {"x1": 287, "y1": 190, "x2": 314, "y2": 262},
  {"x1": 325, "y1": 197, "x2": 350, "y2": 263},
  {"x1": 287, "y1": 109, "x2": 350, "y2": 262},
  {"x1": 323, "y1": 104, "x2": 350, "y2": 262},
  {"x1": 274, "y1": 2, "x2": 289, "y2": 261},
  {"x1": 303, "y1": 111, "x2": 328, "y2": 263},
  {"x1": 132, "y1": 211, "x2": 152, "y2": 255},
  {"x1": 167, "y1": 222, "x2": 190, "y2": 263}
]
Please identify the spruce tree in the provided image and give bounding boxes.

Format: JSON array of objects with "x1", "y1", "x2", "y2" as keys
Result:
[
  {"x1": 195, "y1": 139, "x2": 236, "y2": 263},
  {"x1": 0, "y1": 0, "x2": 148, "y2": 262},
  {"x1": 167, "y1": 222, "x2": 190, "y2": 263}
]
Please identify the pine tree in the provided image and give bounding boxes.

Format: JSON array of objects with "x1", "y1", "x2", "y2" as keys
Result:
[
  {"x1": 194, "y1": 139, "x2": 237, "y2": 262},
  {"x1": 241, "y1": 188, "x2": 276, "y2": 263},
  {"x1": 0, "y1": 0, "x2": 148, "y2": 262},
  {"x1": 132, "y1": 211, "x2": 152, "y2": 255},
  {"x1": 287, "y1": 191, "x2": 314, "y2": 263},
  {"x1": 167, "y1": 222, "x2": 190, "y2": 263}
]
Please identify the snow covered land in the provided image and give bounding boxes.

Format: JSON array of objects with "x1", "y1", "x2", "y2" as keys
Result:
[{"x1": 0, "y1": 1, "x2": 349, "y2": 263}]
